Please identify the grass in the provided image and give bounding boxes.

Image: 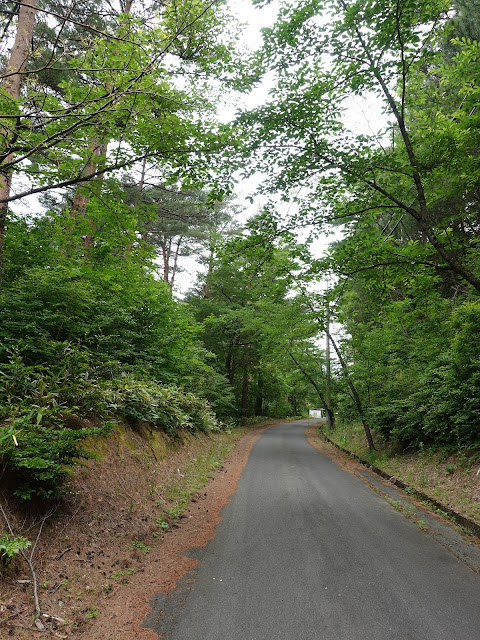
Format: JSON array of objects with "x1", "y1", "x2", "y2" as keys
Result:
[
  {"x1": 324, "y1": 422, "x2": 480, "y2": 522},
  {"x1": 151, "y1": 429, "x2": 248, "y2": 531}
]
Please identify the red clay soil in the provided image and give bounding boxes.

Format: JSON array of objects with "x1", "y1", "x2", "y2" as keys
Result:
[{"x1": 76, "y1": 424, "x2": 271, "y2": 640}]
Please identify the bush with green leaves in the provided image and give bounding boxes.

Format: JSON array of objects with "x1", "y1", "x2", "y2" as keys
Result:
[
  {"x1": 0, "y1": 534, "x2": 32, "y2": 573},
  {"x1": 339, "y1": 293, "x2": 480, "y2": 451},
  {"x1": 0, "y1": 231, "x2": 229, "y2": 500},
  {"x1": 103, "y1": 374, "x2": 219, "y2": 436},
  {"x1": 0, "y1": 414, "x2": 111, "y2": 500},
  {"x1": 0, "y1": 347, "x2": 112, "y2": 499},
  {"x1": 0, "y1": 346, "x2": 221, "y2": 499}
]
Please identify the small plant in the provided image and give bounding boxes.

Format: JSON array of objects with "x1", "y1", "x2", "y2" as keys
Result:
[
  {"x1": 0, "y1": 533, "x2": 31, "y2": 572},
  {"x1": 156, "y1": 518, "x2": 169, "y2": 531},
  {"x1": 403, "y1": 504, "x2": 417, "y2": 519},
  {"x1": 110, "y1": 568, "x2": 135, "y2": 580},
  {"x1": 86, "y1": 607, "x2": 98, "y2": 619},
  {"x1": 445, "y1": 463, "x2": 456, "y2": 475},
  {"x1": 387, "y1": 498, "x2": 402, "y2": 512},
  {"x1": 165, "y1": 495, "x2": 189, "y2": 520},
  {"x1": 131, "y1": 540, "x2": 151, "y2": 554}
]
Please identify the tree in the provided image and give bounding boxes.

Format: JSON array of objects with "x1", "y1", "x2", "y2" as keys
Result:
[
  {"x1": 123, "y1": 182, "x2": 239, "y2": 291},
  {"x1": 188, "y1": 216, "x2": 328, "y2": 418},
  {"x1": 0, "y1": 0, "x2": 38, "y2": 265},
  {"x1": 0, "y1": 0, "x2": 237, "y2": 271},
  {"x1": 240, "y1": 0, "x2": 480, "y2": 293}
]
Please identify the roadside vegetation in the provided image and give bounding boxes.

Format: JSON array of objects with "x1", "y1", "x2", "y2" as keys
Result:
[
  {"x1": 0, "y1": 420, "x2": 253, "y2": 636},
  {"x1": 1, "y1": 0, "x2": 480, "y2": 633},
  {"x1": 322, "y1": 421, "x2": 480, "y2": 524}
]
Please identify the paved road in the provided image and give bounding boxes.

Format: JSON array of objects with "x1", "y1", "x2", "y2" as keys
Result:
[{"x1": 145, "y1": 420, "x2": 480, "y2": 639}]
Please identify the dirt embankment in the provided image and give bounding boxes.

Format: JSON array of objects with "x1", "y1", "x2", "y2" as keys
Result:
[{"x1": 0, "y1": 420, "x2": 276, "y2": 639}]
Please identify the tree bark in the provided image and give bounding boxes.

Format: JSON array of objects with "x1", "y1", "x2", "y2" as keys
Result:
[
  {"x1": 289, "y1": 353, "x2": 335, "y2": 430},
  {"x1": 71, "y1": 0, "x2": 133, "y2": 250},
  {"x1": 203, "y1": 244, "x2": 215, "y2": 299},
  {"x1": 338, "y1": 0, "x2": 480, "y2": 294},
  {"x1": 326, "y1": 331, "x2": 375, "y2": 452},
  {"x1": 170, "y1": 237, "x2": 182, "y2": 291},
  {"x1": 0, "y1": 0, "x2": 38, "y2": 273},
  {"x1": 325, "y1": 306, "x2": 334, "y2": 431},
  {"x1": 255, "y1": 373, "x2": 263, "y2": 415},
  {"x1": 241, "y1": 339, "x2": 249, "y2": 417}
]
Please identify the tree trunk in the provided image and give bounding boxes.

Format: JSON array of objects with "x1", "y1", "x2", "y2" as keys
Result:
[
  {"x1": 340, "y1": 0, "x2": 480, "y2": 294},
  {"x1": 226, "y1": 335, "x2": 239, "y2": 385},
  {"x1": 71, "y1": 140, "x2": 106, "y2": 249},
  {"x1": 289, "y1": 353, "x2": 335, "y2": 430},
  {"x1": 170, "y1": 237, "x2": 183, "y2": 291},
  {"x1": 0, "y1": 0, "x2": 38, "y2": 273},
  {"x1": 203, "y1": 244, "x2": 215, "y2": 299},
  {"x1": 326, "y1": 331, "x2": 375, "y2": 452},
  {"x1": 226, "y1": 343, "x2": 234, "y2": 384},
  {"x1": 161, "y1": 241, "x2": 170, "y2": 283},
  {"x1": 255, "y1": 373, "x2": 263, "y2": 415},
  {"x1": 325, "y1": 307, "x2": 334, "y2": 431},
  {"x1": 71, "y1": 1, "x2": 134, "y2": 251},
  {"x1": 241, "y1": 340, "x2": 249, "y2": 416}
]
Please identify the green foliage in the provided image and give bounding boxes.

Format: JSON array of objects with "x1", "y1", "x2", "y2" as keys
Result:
[
  {"x1": 131, "y1": 540, "x2": 151, "y2": 555},
  {"x1": 0, "y1": 344, "x2": 219, "y2": 499},
  {"x1": 188, "y1": 225, "x2": 322, "y2": 418},
  {"x1": 0, "y1": 208, "x2": 227, "y2": 501},
  {"x1": 0, "y1": 534, "x2": 32, "y2": 572},
  {"x1": 238, "y1": 0, "x2": 480, "y2": 451},
  {"x1": 103, "y1": 374, "x2": 219, "y2": 436},
  {"x1": 1, "y1": 0, "x2": 238, "y2": 207}
]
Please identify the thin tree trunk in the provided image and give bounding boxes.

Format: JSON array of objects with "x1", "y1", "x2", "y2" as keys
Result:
[
  {"x1": 301, "y1": 291, "x2": 374, "y2": 450},
  {"x1": 325, "y1": 306, "x2": 334, "y2": 431},
  {"x1": 203, "y1": 244, "x2": 215, "y2": 299},
  {"x1": 71, "y1": 1, "x2": 134, "y2": 250},
  {"x1": 0, "y1": 0, "x2": 38, "y2": 273},
  {"x1": 71, "y1": 140, "x2": 105, "y2": 248},
  {"x1": 226, "y1": 336, "x2": 238, "y2": 385},
  {"x1": 126, "y1": 159, "x2": 148, "y2": 253},
  {"x1": 339, "y1": 0, "x2": 480, "y2": 294},
  {"x1": 170, "y1": 237, "x2": 182, "y2": 290},
  {"x1": 226, "y1": 343, "x2": 233, "y2": 383},
  {"x1": 241, "y1": 339, "x2": 249, "y2": 416},
  {"x1": 255, "y1": 373, "x2": 263, "y2": 415},
  {"x1": 162, "y1": 242, "x2": 169, "y2": 283},
  {"x1": 326, "y1": 330, "x2": 375, "y2": 451},
  {"x1": 289, "y1": 353, "x2": 335, "y2": 429}
]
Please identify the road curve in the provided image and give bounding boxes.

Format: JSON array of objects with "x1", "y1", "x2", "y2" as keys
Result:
[{"x1": 145, "y1": 420, "x2": 480, "y2": 639}]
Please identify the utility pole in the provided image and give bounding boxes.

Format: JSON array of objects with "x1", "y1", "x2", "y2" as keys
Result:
[{"x1": 325, "y1": 303, "x2": 334, "y2": 431}]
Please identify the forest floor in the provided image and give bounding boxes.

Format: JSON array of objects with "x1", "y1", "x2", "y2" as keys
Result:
[{"x1": 1, "y1": 419, "x2": 479, "y2": 639}]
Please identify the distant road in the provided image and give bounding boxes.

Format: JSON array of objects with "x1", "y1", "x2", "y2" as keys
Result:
[{"x1": 146, "y1": 420, "x2": 480, "y2": 639}]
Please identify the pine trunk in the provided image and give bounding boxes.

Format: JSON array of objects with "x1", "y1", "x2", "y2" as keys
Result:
[{"x1": 0, "y1": 0, "x2": 38, "y2": 273}]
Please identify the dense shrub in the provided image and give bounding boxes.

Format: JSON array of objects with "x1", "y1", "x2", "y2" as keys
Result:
[
  {"x1": 103, "y1": 374, "x2": 219, "y2": 435},
  {"x1": 0, "y1": 348, "x2": 220, "y2": 499},
  {"x1": 0, "y1": 217, "x2": 231, "y2": 500},
  {"x1": 345, "y1": 300, "x2": 480, "y2": 450}
]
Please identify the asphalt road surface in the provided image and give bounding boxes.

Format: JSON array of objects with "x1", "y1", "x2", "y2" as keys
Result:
[{"x1": 146, "y1": 420, "x2": 480, "y2": 639}]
